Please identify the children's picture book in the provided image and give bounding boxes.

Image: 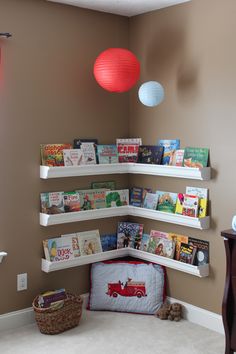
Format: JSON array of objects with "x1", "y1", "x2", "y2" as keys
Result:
[
  {"x1": 100, "y1": 233, "x2": 117, "y2": 252},
  {"x1": 156, "y1": 191, "x2": 177, "y2": 213},
  {"x1": 155, "y1": 238, "x2": 175, "y2": 259},
  {"x1": 150, "y1": 230, "x2": 169, "y2": 239},
  {"x1": 185, "y1": 186, "x2": 208, "y2": 218},
  {"x1": 73, "y1": 138, "x2": 98, "y2": 149},
  {"x1": 130, "y1": 187, "x2": 143, "y2": 207},
  {"x1": 116, "y1": 138, "x2": 142, "y2": 163},
  {"x1": 182, "y1": 194, "x2": 199, "y2": 217},
  {"x1": 77, "y1": 229, "x2": 102, "y2": 256},
  {"x1": 105, "y1": 189, "x2": 129, "y2": 207},
  {"x1": 91, "y1": 181, "x2": 116, "y2": 190},
  {"x1": 168, "y1": 233, "x2": 189, "y2": 261},
  {"x1": 40, "y1": 143, "x2": 73, "y2": 166},
  {"x1": 63, "y1": 149, "x2": 84, "y2": 166},
  {"x1": 40, "y1": 192, "x2": 65, "y2": 214},
  {"x1": 188, "y1": 237, "x2": 209, "y2": 266},
  {"x1": 93, "y1": 189, "x2": 107, "y2": 209},
  {"x1": 63, "y1": 191, "x2": 80, "y2": 212},
  {"x1": 97, "y1": 145, "x2": 119, "y2": 164},
  {"x1": 77, "y1": 190, "x2": 95, "y2": 210},
  {"x1": 141, "y1": 187, "x2": 152, "y2": 207},
  {"x1": 175, "y1": 193, "x2": 184, "y2": 215},
  {"x1": 43, "y1": 237, "x2": 74, "y2": 262},
  {"x1": 179, "y1": 243, "x2": 197, "y2": 264},
  {"x1": 183, "y1": 147, "x2": 209, "y2": 168},
  {"x1": 157, "y1": 139, "x2": 180, "y2": 165},
  {"x1": 140, "y1": 233, "x2": 150, "y2": 252},
  {"x1": 117, "y1": 221, "x2": 144, "y2": 249},
  {"x1": 38, "y1": 289, "x2": 66, "y2": 308},
  {"x1": 170, "y1": 149, "x2": 185, "y2": 166},
  {"x1": 80, "y1": 143, "x2": 97, "y2": 165},
  {"x1": 61, "y1": 233, "x2": 80, "y2": 257},
  {"x1": 143, "y1": 192, "x2": 159, "y2": 210},
  {"x1": 137, "y1": 145, "x2": 164, "y2": 165}
]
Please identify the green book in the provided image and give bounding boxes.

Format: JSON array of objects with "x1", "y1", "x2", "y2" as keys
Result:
[{"x1": 183, "y1": 147, "x2": 209, "y2": 168}]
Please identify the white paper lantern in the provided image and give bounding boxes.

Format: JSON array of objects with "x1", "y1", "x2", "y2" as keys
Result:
[{"x1": 138, "y1": 81, "x2": 165, "y2": 107}]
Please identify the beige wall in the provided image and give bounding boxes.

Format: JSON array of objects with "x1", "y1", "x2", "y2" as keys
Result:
[
  {"x1": 0, "y1": 0, "x2": 234, "y2": 316},
  {"x1": 129, "y1": 0, "x2": 236, "y2": 313},
  {"x1": 0, "y1": 0, "x2": 129, "y2": 314}
]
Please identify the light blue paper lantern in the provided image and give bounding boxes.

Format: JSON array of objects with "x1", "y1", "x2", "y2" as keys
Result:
[{"x1": 138, "y1": 81, "x2": 165, "y2": 107}]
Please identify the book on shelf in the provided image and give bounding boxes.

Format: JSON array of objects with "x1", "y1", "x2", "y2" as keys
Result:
[
  {"x1": 117, "y1": 221, "x2": 144, "y2": 249},
  {"x1": 97, "y1": 145, "x2": 119, "y2": 164},
  {"x1": 170, "y1": 149, "x2": 185, "y2": 166},
  {"x1": 73, "y1": 138, "x2": 98, "y2": 149},
  {"x1": 157, "y1": 139, "x2": 180, "y2": 165},
  {"x1": 100, "y1": 233, "x2": 117, "y2": 252},
  {"x1": 116, "y1": 138, "x2": 142, "y2": 163},
  {"x1": 141, "y1": 187, "x2": 152, "y2": 207},
  {"x1": 91, "y1": 181, "x2": 116, "y2": 190},
  {"x1": 80, "y1": 143, "x2": 97, "y2": 165},
  {"x1": 40, "y1": 192, "x2": 65, "y2": 214},
  {"x1": 182, "y1": 194, "x2": 199, "y2": 218},
  {"x1": 40, "y1": 143, "x2": 72, "y2": 166},
  {"x1": 130, "y1": 187, "x2": 143, "y2": 207},
  {"x1": 179, "y1": 243, "x2": 197, "y2": 264},
  {"x1": 156, "y1": 191, "x2": 178, "y2": 213},
  {"x1": 105, "y1": 189, "x2": 129, "y2": 207},
  {"x1": 43, "y1": 237, "x2": 75, "y2": 262},
  {"x1": 188, "y1": 237, "x2": 209, "y2": 266},
  {"x1": 77, "y1": 229, "x2": 102, "y2": 256},
  {"x1": 61, "y1": 233, "x2": 80, "y2": 257},
  {"x1": 183, "y1": 147, "x2": 209, "y2": 168},
  {"x1": 63, "y1": 149, "x2": 84, "y2": 166},
  {"x1": 38, "y1": 288, "x2": 67, "y2": 308},
  {"x1": 63, "y1": 191, "x2": 80, "y2": 212},
  {"x1": 168, "y1": 233, "x2": 189, "y2": 261},
  {"x1": 185, "y1": 186, "x2": 208, "y2": 218},
  {"x1": 76, "y1": 189, "x2": 108, "y2": 210},
  {"x1": 137, "y1": 145, "x2": 164, "y2": 165},
  {"x1": 147, "y1": 235, "x2": 175, "y2": 259},
  {"x1": 175, "y1": 193, "x2": 184, "y2": 215},
  {"x1": 150, "y1": 230, "x2": 169, "y2": 239},
  {"x1": 143, "y1": 192, "x2": 159, "y2": 210},
  {"x1": 140, "y1": 233, "x2": 150, "y2": 252}
]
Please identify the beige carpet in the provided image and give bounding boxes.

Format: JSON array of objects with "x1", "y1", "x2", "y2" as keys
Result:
[{"x1": 0, "y1": 310, "x2": 225, "y2": 354}]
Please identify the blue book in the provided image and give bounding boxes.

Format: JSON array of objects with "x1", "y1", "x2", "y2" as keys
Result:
[
  {"x1": 157, "y1": 139, "x2": 180, "y2": 165},
  {"x1": 100, "y1": 234, "x2": 117, "y2": 252},
  {"x1": 97, "y1": 145, "x2": 119, "y2": 164},
  {"x1": 130, "y1": 187, "x2": 143, "y2": 207},
  {"x1": 140, "y1": 233, "x2": 150, "y2": 252}
]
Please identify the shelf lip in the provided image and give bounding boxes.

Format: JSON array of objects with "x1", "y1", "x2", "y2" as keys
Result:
[
  {"x1": 41, "y1": 248, "x2": 209, "y2": 277},
  {"x1": 40, "y1": 206, "x2": 210, "y2": 229},
  {"x1": 0, "y1": 252, "x2": 7, "y2": 263},
  {"x1": 40, "y1": 164, "x2": 211, "y2": 180}
]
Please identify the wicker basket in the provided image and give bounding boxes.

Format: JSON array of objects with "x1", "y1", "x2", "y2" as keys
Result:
[{"x1": 32, "y1": 292, "x2": 83, "y2": 335}]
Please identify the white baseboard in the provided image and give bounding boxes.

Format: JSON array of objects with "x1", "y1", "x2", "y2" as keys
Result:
[{"x1": 0, "y1": 293, "x2": 224, "y2": 335}]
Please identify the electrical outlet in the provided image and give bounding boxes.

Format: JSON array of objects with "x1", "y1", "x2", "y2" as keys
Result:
[{"x1": 17, "y1": 273, "x2": 27, "y2": 291}]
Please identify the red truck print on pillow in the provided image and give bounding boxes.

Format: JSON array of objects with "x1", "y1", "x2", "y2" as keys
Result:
[{"x1": 106, "y1": 278, "x2": 147, "y2": 298}]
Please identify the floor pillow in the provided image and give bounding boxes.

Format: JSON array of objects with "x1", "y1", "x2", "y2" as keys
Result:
[{"x1": 88, "y1": 260, "x2": 166, "y2": 315}]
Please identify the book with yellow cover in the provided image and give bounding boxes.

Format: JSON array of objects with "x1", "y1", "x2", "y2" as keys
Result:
[
  {"x1": 175, "y1": 193, "x2": 184, "y2": 215},
  {"x1": 186, "y1": 186, "x2": 208, "y2": 218},
  {"x1": 168, "y1": 233, "x2": 189, "y2": 261}
]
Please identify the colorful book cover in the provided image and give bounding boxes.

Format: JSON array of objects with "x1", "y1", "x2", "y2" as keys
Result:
[
  {"x1": 188, "y1": 237, "x2": 209, "y2": 266},
  {"x1": 182, "y1": 194, "x2": 199, "y2": 217},
  {"x1": 156, "y1": 191, "x2": 178, "y2": 213},
  {"x1": 77, "y1": 229, "x2": 102, "y2": 256},
  {"x1": 117, "y1": 221, "x2": 144, "y2": 249},
  {"x1": 137, "y1": 145, "x2": 164, "y2": 165},
  {"x1": 141, "y1": 187, "x2": 152, "y2": 207},
  {"x1": 43, "y1": 237, "x2": 74, "y2": 262},
  {"x1": 157, "y1": 139, "x2": 180, "y2": 165},
  {"x1": 77, "y1": 190, "x2": 95, "y2": 210},
  {"x1": 91, "y1": 181, "x2": 116, "y2": 190},
  {"x1": 168, "y1": 233, "x2": 189, "y2": 261},
  {"x1": 170, "y1": 149, "x2": 185, "y2": 166},
  {"x1": 40, "y1": 143, "x2": 72, "y2": 166},
  {"x1": 175, "y1": 193, "x2": 184, "y2": 215},
  {"x1": 40, "y1": 192, "x2": 65, "y2": 214},
  {"x1": 147, "y1": 235, "x2": 160, "y2": 254},
  {"x1": 179, "y1": 243, "x2": 197, "y2": 264},
  {"x1": 140, "y1": 233, "x2": 150, "y2": 252},
  {"x1": 97, "y1": 145, "x2": 119, "y2": 164},
  {"x1": 105, "y1": 189, "x2": 129, "y2": 207},
  {"x1": 80, "y1": 143, "x2": 97, "y2": 165},
  {"x1": 143, "y1": 192, "x2": 159, "y2": 210},
  {"x1": 63, "y1": 149, "x2": 84, "y2": 166},
  {"x1": 63, "y1": 191, "x2": 80, "y2": 212},
  {"x1": 185, "y1": 186, "x2": 208, "y2": 218},
  {"x1": 150, "y1": 230, "x2": 169, "y2": 239},
  {"x1": 100, "y1": 233, "x2": 117, "y2": 252},
  {"x1": 61, "y1": 233, "x2": 80, "y2": 257},
  {"x1": 116, "y1": 138, "x2": 142, "y2": 163},
  {"x1": 38, "y1": 289, "x2": 66, "y2": 308},
  {"x1": 183, "y1": 147, "x2": 209, "y2": 168},
  {"x1": 93, "y1": 189, "x2": 107, "y2": 209},
  {"x1": 154, "y1": 238, "x2": 175, "y2": 258},
  {"x1": 130, "y1": 187, "x2": 143, "y2": 207}
]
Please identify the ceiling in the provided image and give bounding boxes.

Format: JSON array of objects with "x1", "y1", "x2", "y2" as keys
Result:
[{"x1": 47, "y1": 0, "x2": 191, "y2": 17}]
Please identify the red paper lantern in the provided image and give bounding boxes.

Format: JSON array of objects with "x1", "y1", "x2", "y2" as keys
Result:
[{"x1": 93, "y1": 48, "x2": 140, "y2": 93}]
